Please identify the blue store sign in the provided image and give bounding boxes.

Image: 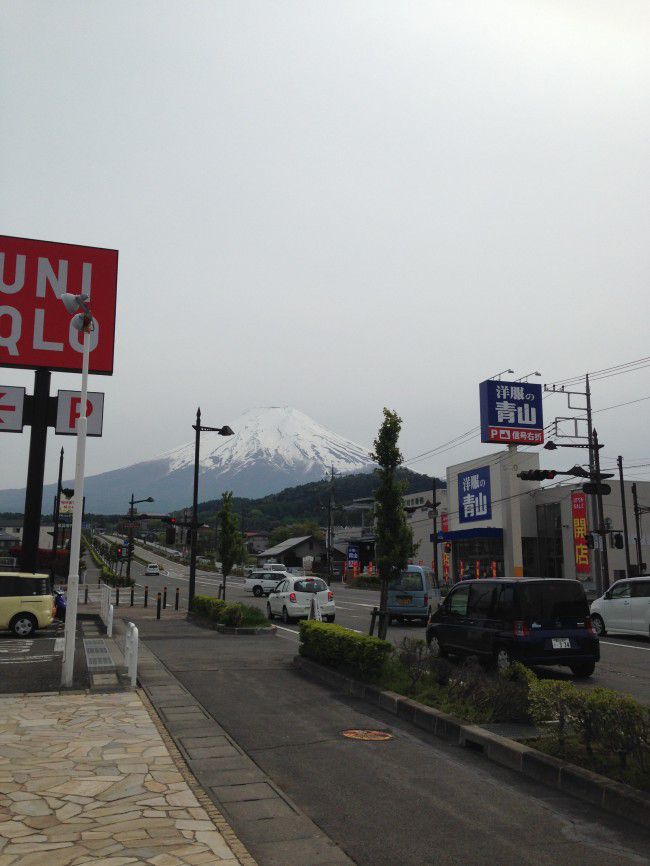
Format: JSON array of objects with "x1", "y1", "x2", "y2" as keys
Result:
[
  {"x1": 479, "y1": 379, "x2": 544, "y2": 445},
  {"x1": 458, "y1": 466, "x2": 491, "y2": 524},
  {"x1": 347, "y1": 544, "x2": 360, "y2": 566}
]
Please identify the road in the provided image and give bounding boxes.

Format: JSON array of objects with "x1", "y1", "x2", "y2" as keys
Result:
[{"x1": 108, "y1": 538, "x2": 650, "y2": 705}]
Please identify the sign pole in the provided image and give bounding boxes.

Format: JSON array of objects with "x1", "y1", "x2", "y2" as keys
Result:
[
  {"x1": 61, "y1": 327, "x2": 90, "y2": 688},
  {"x1": 503, "y1": 445, "x2": 524, "y2": 577},
  {"x1": 20, "y1": 369, "x2": 51, "y2": 572}
]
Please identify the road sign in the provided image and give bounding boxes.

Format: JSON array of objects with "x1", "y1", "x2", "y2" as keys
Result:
[
  {"x1": 55, "y1": 390, "x2": 104, "y2": 436},
  {"x1": 0, "y1": 235, "x2": 118, "y2": 374},
  {"x1": 59, "y1": 495, "x2": 74, "y2": 515},
  {"x1": 479, "y1": 379, "x2": 544, "y2": 444},
  {"x1": 0, "y1": 385, "x2": 25, "y2": 432},
  {"x1": 582, "y1": 483, "x2": 611, "y2": 496}
]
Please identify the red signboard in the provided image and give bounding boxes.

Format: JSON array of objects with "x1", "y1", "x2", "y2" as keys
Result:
[
  {"x1": 441, "y1": 512, "x2": 448, "y2": 533},
  {"x1": 0, "y1": 236, "x2": 118, "y2": 374},
  {"x1": 571, "y1": 491, "x2": 590, "y2": 575}
]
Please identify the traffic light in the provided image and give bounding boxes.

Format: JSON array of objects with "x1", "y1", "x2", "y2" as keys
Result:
[
  {"x1": 582, "y1": 483, "x2": 611, "y2": 496},
  {"x1": 116, "y1": 546, "x2": 123, "y2": 559},
  {"x1": 585, "y1": 533, "x2": 595, "y2": 549},
  {"x1": 613, "y1": 533, "x2": 624, "y2": 550},
  {"x1": 517, "y1": 470, "x2": 557, "y2": 481}
]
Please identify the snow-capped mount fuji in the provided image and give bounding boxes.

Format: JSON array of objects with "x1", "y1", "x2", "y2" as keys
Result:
[{"x1": 0, "y1": 407, "x2": 375, "y2": 514}]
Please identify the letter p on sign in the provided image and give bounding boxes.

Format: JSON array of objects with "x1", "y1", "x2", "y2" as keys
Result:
[{"x1": 55, "y1": 390, "x2": 104, "y2": 437}]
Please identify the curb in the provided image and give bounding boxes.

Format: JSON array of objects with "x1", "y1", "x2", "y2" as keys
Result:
[
  {"x1": 293, "y1": 655, "x2": 650, "y2": 831},
  {"x1": 186, "y1": 612, "x2": 276, "y2": 635}
]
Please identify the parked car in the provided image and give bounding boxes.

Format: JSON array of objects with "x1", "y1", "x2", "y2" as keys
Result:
[
  {"x1": 426, "y1": 578, "x2": 599, "y2": 677},
  {"x1": 387, "y1": 565, "x2": 440, "y2": 625},
  {"x1": 145, "y1": 563, "x2": 161, "y2": 576},
  {"x1": 267, "y1": 576, "x2": 335, "y2": 623},
  {"x1": 244, "y1": 570, "x2": 289, "y2": 597},
  {"x1": 590, "y1": 577, "x2": 650, "y2": 638},
  {"x1": 0, "y1": 572, "x2": 54, "y2": 637}
]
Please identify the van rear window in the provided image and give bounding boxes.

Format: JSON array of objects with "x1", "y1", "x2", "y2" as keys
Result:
[
  {"x1": 515, "y1": 582, "x2": 588, "y2": 621},
  {"x1": 389, "y1": 572, "x2": 424, "y2": 592}
]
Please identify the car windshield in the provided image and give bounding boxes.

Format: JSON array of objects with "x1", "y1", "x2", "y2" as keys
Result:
[
  {"x1": 294, "y1": 579, "x2": 328, "y2": 593},
  {"x1": 389, "y1": 571, "x2": 424, "y2": 592},
  {"x1": 515, "y1": 581, "x2": 588, "y2": 621}
]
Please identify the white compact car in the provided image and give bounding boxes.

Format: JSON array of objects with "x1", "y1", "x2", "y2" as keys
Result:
[
  {"x1": 145, "y1": 563, "x2": 161, "y2": 576},
  {"x1": 590, "y1": 577, "x2": 650, "y2": 637},
  {"x1": 267, "y1": 576, "x2": 335, "y2": 624}
]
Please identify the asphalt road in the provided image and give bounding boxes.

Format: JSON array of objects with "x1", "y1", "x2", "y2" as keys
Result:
[
  {"x1": 137, "y1": 618, "x2": 650, "y2": 866},
  {"x1": 110, "y1": 538, "x2": 650, "y2": 705}
]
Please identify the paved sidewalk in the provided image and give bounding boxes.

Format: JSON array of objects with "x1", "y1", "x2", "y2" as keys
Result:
[{"x1": 0, "y1": 691, "x2": 254, "y2": 865}]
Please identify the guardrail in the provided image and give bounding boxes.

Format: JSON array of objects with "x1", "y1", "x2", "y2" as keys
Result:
[{"x1": 124, "y1": 622, "x2": 139, "y2": 687}]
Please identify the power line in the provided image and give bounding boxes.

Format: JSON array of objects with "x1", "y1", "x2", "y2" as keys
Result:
[{"x1": 549, "y1": 355, "x2": 650, "y2": 387}]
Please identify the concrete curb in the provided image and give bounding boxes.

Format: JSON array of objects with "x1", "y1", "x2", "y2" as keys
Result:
[
  {"x1": 187, "y1": 613, "x2": 277, "y2": 635},
  {"x1": 293, "y1": 655, "x2": 650, "y2": 831}
]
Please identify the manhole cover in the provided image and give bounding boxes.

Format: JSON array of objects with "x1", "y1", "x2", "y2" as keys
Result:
[{"x1": 341, "y1": 729, "x2": 393, "y2": 741}]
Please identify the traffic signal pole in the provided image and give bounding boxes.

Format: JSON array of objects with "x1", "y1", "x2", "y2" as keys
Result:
[
  {"x1": 585, "y1": 374, "x2": 602, "y2": 595},
  {"x1": 126, "y1": 493, "x2": 135, "y2": 581},
  {"x1": 632, "y1": 483, "x2": 644, "y2": 575},
  {"x1": 593, "y1": 430, "x2": 609, "y2": 592},
  {"x1": 504, "y1": 446, "x2": 524, "y2": 578},
  {"x1": 617, "y1": 455, "x2": 632, "y2": 578}
]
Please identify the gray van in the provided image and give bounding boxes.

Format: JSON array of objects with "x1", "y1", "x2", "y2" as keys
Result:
[{"x1": 388, "y1": 565, "x2": 440, "y2": 625}]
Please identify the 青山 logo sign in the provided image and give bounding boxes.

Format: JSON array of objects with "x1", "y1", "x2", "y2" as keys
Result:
[
  {"x1": 458, "y1": 466, "x2": 491, "y2": 524},
  {"x1": 479, "y1": 379, "x2": 544, "y2": 445},
  {"x1": 0, "y1": 236, "x2": 118, "y2": 375}
]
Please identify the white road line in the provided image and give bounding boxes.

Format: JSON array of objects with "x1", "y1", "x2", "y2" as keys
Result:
[
  {"x1": 274, "y1": 625, "x2": 299, "y2": 637},
  {"x1": 601, "y1": 640, "x2": 650, "y2": 653}
]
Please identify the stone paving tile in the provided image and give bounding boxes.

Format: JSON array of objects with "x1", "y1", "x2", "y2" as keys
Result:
[{"x1": 0, "y1": 693, "x2": 244, "y2": 865}]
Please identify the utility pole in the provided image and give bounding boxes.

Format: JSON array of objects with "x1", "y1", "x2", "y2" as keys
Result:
[
  {"x1": 126, "y1": 493, "x2": 135, "y2": 581},
  {"x1": 51, "y1": 447, "x2": 64, "y2": 581},
  {"x1": 592, "y1": 430, "x2": 609, "y2": 592},
  {"x1": 431, "y1": 477, "x2": 439, "y2": 584},
  {"x1": 585, "y1": 374, "x2": 602, "y2": 592},
  {"x1": 327, "y1": 465, "x2": 334, "y2": 584},
  {"x1": 617, "y1": 456, "x2": 632, "y2": 578},
  {"x1": 632, "y1": 483, "x2": 644, "y2": 575}
]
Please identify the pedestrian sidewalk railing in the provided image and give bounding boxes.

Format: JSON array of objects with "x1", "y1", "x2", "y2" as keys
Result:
[
  {"x1": 100, "y1": 582, "x2": 114, "y2": 637},
  {"x1": 123, "y1": 621, "x2": 139, "y2": 688}
]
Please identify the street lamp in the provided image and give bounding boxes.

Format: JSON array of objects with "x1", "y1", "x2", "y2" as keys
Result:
[
  {"x1": 488, "y1": 368, "x2": 514, "y2": 380},
  {"x1": 59, "y1": 292, "x2": 93, "y2": 688},
  {"x1": 126, "y1": 495, "x2": 154, "y2": 579},
  {"x1": 517, "y1": 371, "x2": 541, "y2": 382},
  {"x1": 189, "y1": 408, "x2": 234, "y2": 606}
]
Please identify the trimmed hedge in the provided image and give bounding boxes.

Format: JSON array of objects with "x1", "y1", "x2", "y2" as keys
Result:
[
  {"x1": 100, "y1": 566, "x2": 134, "y2": 588},
  {"x1": 299, "y1": 620, "x2": 393, "y2": 678},
  {"x1": 191, "y1": 595, "x2": 268, "y2": 628}
]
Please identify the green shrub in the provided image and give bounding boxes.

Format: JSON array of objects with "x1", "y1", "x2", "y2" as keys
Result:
[
  {"x1": 397, "y1": 637, "x2": 429, "y2": 692},
  {"x1": 190, "y1": 596, "x2": 268, "y2": 629},
  {"x1": 100, "y1": 567, "x2": 134, "y2": 588},
  {"x1": 590, "y1": 689, "x2": 649, "y2": 769},
  {"x1": 299, "y1": 620, "x2": 393, "y2": 678}
]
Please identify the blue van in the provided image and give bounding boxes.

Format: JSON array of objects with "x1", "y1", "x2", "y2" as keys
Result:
[{"x1": 387, "y1": 565, "x2": 441, "y2": 625}]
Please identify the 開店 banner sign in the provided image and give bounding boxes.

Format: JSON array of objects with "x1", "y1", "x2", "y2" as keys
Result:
[
  {"x1": 571, "y1": 491, "x2": 590, "y2": 576},
  {"x1": 0, "y1": 236, "x2": 118, "y2": 374}
]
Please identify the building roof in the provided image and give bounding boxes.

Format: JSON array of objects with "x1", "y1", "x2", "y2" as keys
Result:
[{"x1": 258, "y1": 536, "x2": 313, "y2": 557}]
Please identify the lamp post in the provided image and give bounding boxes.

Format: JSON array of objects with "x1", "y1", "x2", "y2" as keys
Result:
[
  {"x1": 189, "y1": 408, "x2": 234, "y2": 607},
  {"x1": 59, "y1": 292, "x2": 93, "y2": 688},
  {"x1": 126, "y1": 494, "x2": 154, "y2": 579}
]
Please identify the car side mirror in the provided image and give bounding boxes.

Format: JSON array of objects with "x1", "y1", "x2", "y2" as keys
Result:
[{"x1": 604, "y1": 591, "x2": 612, "y2": 600}]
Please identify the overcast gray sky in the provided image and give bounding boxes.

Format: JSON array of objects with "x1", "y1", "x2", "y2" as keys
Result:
[{"x1": 1, "y1": 1, "x2": 649, "y2": 492}]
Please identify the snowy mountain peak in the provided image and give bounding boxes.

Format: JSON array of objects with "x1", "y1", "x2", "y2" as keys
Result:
[{"x1": 163, "y1": 406, "x2": 374, "y2": 479}]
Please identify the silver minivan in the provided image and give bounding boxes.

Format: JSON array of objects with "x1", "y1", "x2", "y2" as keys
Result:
[{"x1": 387, "y1": 565, "x2": 441, "y2": 625}]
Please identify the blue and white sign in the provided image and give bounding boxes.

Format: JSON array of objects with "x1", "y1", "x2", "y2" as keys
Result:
[
  {"x1": 479, "y1": 379, "x2": 544, "y2": 445},
  {"x1": 458, "y1": 466, "x2": 491, "y2": 524},
  {"x1": 347, "y1": 544, "x2": 360, "y2": 567}
]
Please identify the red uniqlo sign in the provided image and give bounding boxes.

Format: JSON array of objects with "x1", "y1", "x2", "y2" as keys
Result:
[
  {"x1": 0, "y1": 236, "x2": 118, "y2": 374},
  {"x1": 571, "y1": 491, "x2": 590, "y2": 576}
]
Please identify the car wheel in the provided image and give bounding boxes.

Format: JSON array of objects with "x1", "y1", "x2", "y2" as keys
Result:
[
  {"x1": 495, "y1": 646, "x2": 512, "y2": 672},
  {"x1": 591, "y1": 614, "x2": 606, "y2": 637},
  {"x1": 11, "y1": 614, "x2": 37, "y2": 637},
  {"x1": 281, "y1": 606, "x2": 291, "y2": 624},
  {"x1": 325, "y1": 615, "x2": 335, "y2": 623},
  {"x1": 266, "y1": 602, "x2": 274, "y2": 620},
  {"x1": 570, "y1": 661, "x2": 596, "y2": 678},
  {"x1": 253, "y1": 586, "x2": 263, "y2": 598},
  {"x1": 428, "y1": 635, "x2": 446, "y2": 658}
]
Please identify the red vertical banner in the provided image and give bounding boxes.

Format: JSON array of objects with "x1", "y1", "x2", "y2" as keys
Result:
[
  {"x1": 441, "y1": 513, "x2": 449, "y2": 533},
  {"x1": 475, "y1": 560, "x2": 480, "y2": 578},
  {"x1": 571, "y1": 492, "x2": 590, "y2": 575},
  {"x1": 491, "y1": 560, "x2": 497, "y2": 577},
  {"x1": 442, "y1": 552, "x2": 450, "y2": 582}
]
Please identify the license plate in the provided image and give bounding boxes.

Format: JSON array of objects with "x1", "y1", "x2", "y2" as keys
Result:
[
  {"x1": 552, "y1": 638, "x2": 571, "y2": 649},
  {"x1": 398, "y1": 597, "x2": 412, "y2": 606}
]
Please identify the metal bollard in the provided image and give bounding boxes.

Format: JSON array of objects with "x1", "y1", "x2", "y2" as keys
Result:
[
  {"x1": 115, "y1": 587, "x2": 120, "y2": 607},
  {"x1": 84, "y1": 585, "x2": 89, "y2": 604},
  {"x1": 156, "y1": 592, "x2": 161, "y2": 620},
  {"x1": 369, "y1": 607, "x2": 378, "y2": 636},
  {"x1": 130, "y1": 586, "x2": 134, "y2": 606},
  {"x1": 175, "y1": 587, "x2": 179, "y2": 611},
  {"x1": 144, "y1": 585, "x2": 149, "y2": 608},
  {"x1": 163, "y1": 586, "x2": 167, "y2": 609}
]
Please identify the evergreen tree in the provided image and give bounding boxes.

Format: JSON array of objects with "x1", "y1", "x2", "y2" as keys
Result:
[
  {"x1": 217, "y1": 491, "x2": 244, "y2": 601},
  {"x1": 371, "y1": 408, "x2": 415, "y2": 639}
]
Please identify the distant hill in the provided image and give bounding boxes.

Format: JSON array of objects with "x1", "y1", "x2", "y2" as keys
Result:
[{"x1": 195, "y1": 468, "x2": 444, "y2": 531}]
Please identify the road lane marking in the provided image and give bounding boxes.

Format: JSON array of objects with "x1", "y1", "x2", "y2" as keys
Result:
[{"x1": 601, "y1": 640, "x2": 650, "y2": 652}]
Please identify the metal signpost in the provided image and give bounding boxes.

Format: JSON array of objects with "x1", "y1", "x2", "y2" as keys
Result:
[{"x1": 0, "y1": 235, "x2": 118, "y2": 687}]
